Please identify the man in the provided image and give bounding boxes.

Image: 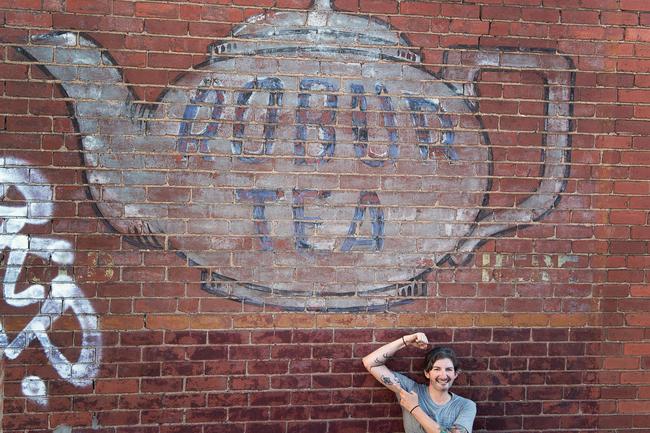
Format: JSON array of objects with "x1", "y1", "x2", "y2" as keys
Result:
[{"x1": 362, "y1": 332, "x2": 476, "y2": 433}]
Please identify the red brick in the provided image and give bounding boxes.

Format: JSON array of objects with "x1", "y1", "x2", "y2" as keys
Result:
[
  {"x1": 122, "y1": 266, "x2": 166, "y2": 282},
  {"x1": 562, "y1": 9, "x2": 599, "y2": 24},
  {"x1": 135, "y1": 2, "x2": 179, "y2": 18},
  {"x1": 189, "y1": 21, "x2": 232, "y2": 37},
  {"x1": 65, "y1": 0, "x2": 110, "y2": 13},
  {"x1": 186, "y1": 376, "x2": 228, "y2": 391},
  {"x1": 601, "y1": 10, "x2": 638, "y2": 25},
  {"x1": 1, "y1": 414, "x2": 49, "y2": 430},
  {"x1": 596, "y1": 136, "x2": 632, "y2": 150},
  {"x1": 231, "y1": 376, "x2": 271, "y2": 391},
  {"x1": 522, "y1": 7, "x2": 559, "y2": 22},
  {"x1": 621, "y1": 372, "x2": 650, "y2": 385},
  {"x1": 144, "y1": 18, "x2": 188, "y2": 35},
  {"x1": 610, "y1": 240, "x2": 648, "y2": 254},
  {"x1": 359, "y1": 0, "x2": 396, "y2": 13},
  {"x1": 624, "y1": 343, "x2": 650, "y2": 355},
  {"x1": 5, "y1": 10, "x2": 52, "y2": 26},
  {"x1": 482, "y1": 5, "x2": 522, "y2": 20},
  {"x1": 622, "y1": 0, "x2": 650, "y2": 11},
  {"x1": 618, "y1": 400, "x2": 650, "y2": 414},
  {"x1": 604, "y1": 357, "x2": 641, "y2": 370},
  {"x1": 96, "y1": 379, "x2": 139, "y2": 394},
  {"x1": 399, "y1": 1, "x2": 439, "y2": 16},
  {"x1": 232, "y1": 0, "x2": 272, "y2": 5},
  {"x1": 133, "y1": 298, "x2": 177, "y2": 313},
  {"x1": 201, "y1": 5, "x2": 244, "y2": 22},
  {"x1": 276, "y1": 0, "x2": 311, "y2": 8},
  {"x1": 441, "y1": 3, "x2": 479, "y2": 18},
  {"x1": 140, "y1": 378, "x2": 183, "y2": 393},
  {"x1": 229, "y1": 345, "x2": 270, "y2": 360},
  {"x1": 389, "y1": 15, "x2": 430, "y2": 32},
  {"x1": 0, "y1": 0, "x2": 41, "y2": 9},
  {"x1": 185, "y1": 408, "x2": 228, "y2": 423}
]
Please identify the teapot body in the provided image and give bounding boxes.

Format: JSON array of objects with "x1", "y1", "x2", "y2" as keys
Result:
[{"x1": 89, "y1": 47, "x2": 489, "y2": 291}]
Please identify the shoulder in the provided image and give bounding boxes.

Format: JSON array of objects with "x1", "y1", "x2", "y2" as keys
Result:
[
  {"x1": 451, "y1": 394, "x2": 477, "y2": 411},
  {"x1": 393, "y1": 372, "x2": 424, "y2": 391}
]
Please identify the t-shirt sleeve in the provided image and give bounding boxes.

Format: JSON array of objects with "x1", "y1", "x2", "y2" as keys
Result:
[
  {"x1": 453, "y1": 399, "x2": 477, "y2": 433},
  {"x1": 392, "y1": 371, "x2": 417, "y2": 392}
]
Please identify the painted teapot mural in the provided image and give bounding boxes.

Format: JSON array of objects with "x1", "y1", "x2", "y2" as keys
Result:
[{"x1": 17, "y1": 0, "x2": 574, "y2": 311}]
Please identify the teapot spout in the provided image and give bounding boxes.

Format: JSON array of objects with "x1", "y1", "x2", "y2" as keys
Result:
[{"x1": 16, "y1": 32, "x2": 143, "y2": 158}]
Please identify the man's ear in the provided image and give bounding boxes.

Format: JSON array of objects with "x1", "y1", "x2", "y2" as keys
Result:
[{"x1": 424, "y1": 370, "x2": 430, "y2": 379}]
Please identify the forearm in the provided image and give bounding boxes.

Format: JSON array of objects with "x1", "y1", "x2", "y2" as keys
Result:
[
  {"x1": 409, "y1": 406, "x2": 444, "y2": 433},
  {"x1": 362, "y1": 336, "x2": 408, "y2": 369},
  {"x1": 409, "y1": 406, "x2": 464, "y2": 433}
]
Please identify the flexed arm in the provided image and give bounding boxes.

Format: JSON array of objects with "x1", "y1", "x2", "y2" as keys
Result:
[{"x1": 362, "y1": 332, "x2": 429, "y2": 393}]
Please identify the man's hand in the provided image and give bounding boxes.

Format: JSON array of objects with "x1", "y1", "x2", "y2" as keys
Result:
[
  {"x1": 399, "y1": 388, "x2": 420, "y2": 412},
  {"x1": 405, "y1": 332, "x2": 429, "y2": 349}
]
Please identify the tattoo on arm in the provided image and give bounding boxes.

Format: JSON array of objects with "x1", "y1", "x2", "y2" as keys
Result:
[{"x1": 381, "y1": 376, "x2": 393, "y2": 385}]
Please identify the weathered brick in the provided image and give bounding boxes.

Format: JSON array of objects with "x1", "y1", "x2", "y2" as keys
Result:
[
  {"x1": 621, "y1": 0, "x2": 650, "y2": 11},
  {"x1": 135, "y1": 2, "x2": 179, "y2": 18},
  {"x1": 3, "y1": 1, "x2": 650, "y2": 432}
]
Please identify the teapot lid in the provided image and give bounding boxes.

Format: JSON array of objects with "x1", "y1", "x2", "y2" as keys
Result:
[{"x1": 208, "y1": 0, "x2": 421, "y2": 63}]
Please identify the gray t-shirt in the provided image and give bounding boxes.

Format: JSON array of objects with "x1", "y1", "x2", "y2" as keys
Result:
[{"x1": 395, "y1": 372, "x2": 476, "y2": 433}]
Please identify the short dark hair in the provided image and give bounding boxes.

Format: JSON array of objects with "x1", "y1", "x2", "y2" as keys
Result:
[{"x1": 424, "y1": 347, "x2": 460, "y2": 372}]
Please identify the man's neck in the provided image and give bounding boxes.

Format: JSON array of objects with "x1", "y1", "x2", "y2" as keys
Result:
[{"x1": 428, "y1": 385, "x2": 452, "y2": 405}]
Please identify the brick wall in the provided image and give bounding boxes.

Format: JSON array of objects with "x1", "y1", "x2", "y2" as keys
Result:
[{"x1": 1, "y1": 0, "x2": 649, "y2": 432}]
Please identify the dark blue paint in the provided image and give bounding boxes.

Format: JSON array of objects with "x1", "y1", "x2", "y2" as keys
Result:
[
  {"x1": 292, "y1": 189, "x2": 331, "y2": 249},
  {"x1": 232, "y1": 77, "x2": 284, "y2": 163},
  {"x1": 341, "y1": 191, "x2": 384, "y2": 251},
  {"x1": 294, "y1": 79, "x2": 338, "y2": 165},
  {"x1": 235, "y1": 189, "x2": 283, "y2": 251},
  {"x1": 350, "y1": 83, "x2": 399, "y2": 168},
  {"x1": 177, "y1": 81, "x2": 225, "y2": 156},
  {"x1": 406, "y1": 97, "x2": 458, "y2": 161}
]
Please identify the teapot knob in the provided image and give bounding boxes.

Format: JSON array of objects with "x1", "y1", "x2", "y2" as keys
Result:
[
  {"x1": 313, "y1": 0, "x2": 332, "y2": 11},
  {"x1": 308, "y1": 0, "x2": 333, "y2": 26}
]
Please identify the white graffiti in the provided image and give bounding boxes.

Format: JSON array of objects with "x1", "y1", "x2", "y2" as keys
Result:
[
  {"x1": 21, "y1": 375, "x2": 47, "y2": 405},
  {"x1": 0, "y1": 158, "x2": 102, "y2": 405}
]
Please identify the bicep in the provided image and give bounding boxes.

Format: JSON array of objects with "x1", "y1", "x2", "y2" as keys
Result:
[{"x1": 366, "y1": 364, "x2": 404, "y2": 394}]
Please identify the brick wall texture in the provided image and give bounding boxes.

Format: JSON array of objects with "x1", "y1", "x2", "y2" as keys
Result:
[{"x1": 1, "y1": 0, "x2": 649, "y2": 432}]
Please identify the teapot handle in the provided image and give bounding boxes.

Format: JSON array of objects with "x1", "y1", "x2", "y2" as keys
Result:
[{"x1": 442, "y1": 48, "x2": 575, "y2": 265}]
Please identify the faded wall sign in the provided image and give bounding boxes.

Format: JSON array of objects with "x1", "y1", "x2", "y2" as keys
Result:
[{"x1": 16, "y1": 0, "x2": 574, "y2": 311}]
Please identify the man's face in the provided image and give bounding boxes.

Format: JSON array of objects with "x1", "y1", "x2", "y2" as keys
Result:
[{"x1": 424, "y1": 358, "x2": 458, "y2": 392}]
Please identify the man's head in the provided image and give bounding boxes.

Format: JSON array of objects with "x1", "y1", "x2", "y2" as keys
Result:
[
  {"x1": 423, "y1": 347, "x2": 460, "y2": 393},
  {"x1": 424, "y1": 346, "x2": 460, "y2": 372}
]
